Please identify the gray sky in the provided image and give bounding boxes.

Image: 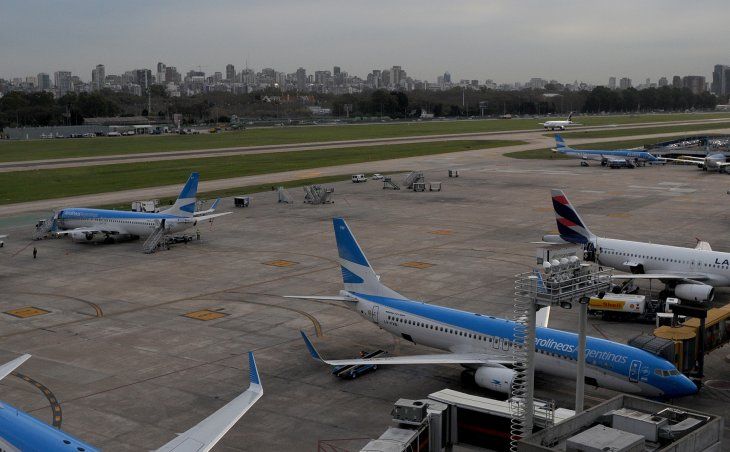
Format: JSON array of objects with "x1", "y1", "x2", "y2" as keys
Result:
[{"x1": 1, "y1": 0, "x2": 727, "y2": 84}]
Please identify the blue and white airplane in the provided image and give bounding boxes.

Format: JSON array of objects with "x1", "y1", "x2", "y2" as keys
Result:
[
  {"x1": 293, "y1": 218, "x2": 697, "y2": 398},
  {"x1": 0, "y1": 352, "x2": 262, "y2": 451},
  {"x1": 53, "y1": 172, "x2": 230, "y2": 243},
  {"x1": 552, "y1": 135, "x2": 664, "y2": 168}
]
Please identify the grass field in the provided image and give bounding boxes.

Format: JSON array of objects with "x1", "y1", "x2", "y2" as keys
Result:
[
  {"x1": 553, "y1": 121, "x2": 730, "y2": 139},
  {"x1": 1, "y1": 112, "x2": 728, "y2": 163},
  {"x1": 0, "y1": 139, "x2": 520, "y2": 205},
  {"x1": 504, "y1": 138, "x2": 657, "y2": 159}
]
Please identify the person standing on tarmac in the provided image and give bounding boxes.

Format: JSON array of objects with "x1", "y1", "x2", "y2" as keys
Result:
[{"x1": 33, "y1": 247, "x2": 37, "y2": 259}]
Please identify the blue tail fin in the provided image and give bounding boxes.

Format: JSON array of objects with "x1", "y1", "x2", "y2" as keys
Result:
[
  {"x1": 332, "y1": 218, "x2": 406, "y2": 299},
  {"x1": 551, "y1": 189, "x2": 595, "y2": 244},
  {"x1": 163, "y1": 172, "x2": 199, "y2": 217},
  {"x1": 554, "y1": 134, "x2": 571, "y2": 151}
]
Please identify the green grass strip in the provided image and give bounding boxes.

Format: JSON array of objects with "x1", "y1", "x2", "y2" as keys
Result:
[{"x1": 552, "y1": 121, "x2": 730, "y2": 139}]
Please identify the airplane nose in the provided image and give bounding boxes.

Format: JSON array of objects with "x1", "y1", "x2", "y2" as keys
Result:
[{"x1": 670, "y1": 376, "x2": 698, "y2": 398}]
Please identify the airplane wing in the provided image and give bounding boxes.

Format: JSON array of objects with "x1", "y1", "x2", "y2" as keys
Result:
[
  {"x1": 610, "y1": 273, "x2": 709, "y2": 282},
  {"x1": 284, "y1": 295, "x2": 357, "y2": 302},
  {"x1": 0, "y1": 354, "x2": 31, "y2": 381},
  {"x1": 0, "y1": 234, "x2": 7, "y2": 239},
  {"x1": 664, "y1": 157, "x2": 705, "y2": 164},
  {"x1": 300, "y1": 331, "x2": 512, "y2": 366},
  {"x1": 54, "y1": 227, "x2": 119, "y2": 236},
  {"x1": 195, "y1": 212, "x2": 232, "y2": 222},
  {"x1": 155, "y1": 352, "x2": 263, "y2": 452}
]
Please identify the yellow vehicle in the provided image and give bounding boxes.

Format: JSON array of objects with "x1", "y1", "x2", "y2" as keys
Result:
[{"x1": 653, "y1": 303, "x2": 730, "y2": 372}]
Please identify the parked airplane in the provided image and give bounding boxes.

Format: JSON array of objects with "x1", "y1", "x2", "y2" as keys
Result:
[
  {"x1": 552, "y1": 135, "x2": 664, "y2": 168},
  {"x1": 53, "y1": 172, "x2": 230, "y2": 244},
  {"x1": 195, "y1": 198, "x2": 221, "y2": 217},
  {"x1": 666, "y1": 153, "x2": 730, "y2": 172},
  {"x1": 292, "y1": 218, "x2": 697, "y2": 398},
  {"x1": 0, "y1": 234, "x2": 5, "y2": 247},
  {"x1": 0, "y1": 352, "x2": 262, "y2": 451},
  {"x1": 543, "y1": 189, "x2": 726, "y2": 302},
  {"x1": 540, "y1": 113, "x2": 581, "y2": 130}
]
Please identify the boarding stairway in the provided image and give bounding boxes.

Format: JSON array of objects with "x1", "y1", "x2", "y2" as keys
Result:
[
  {"x1": 303, "y1": 185, "x2": 334, "y2": 204},
  {"x1": 33, "y1": 216, "x2": 55, "y2": 240},
  {"x1": 277, "y1": 186, "x2": 292, "y2": 204},
  {"x1": 403, "y1": 171, "x2": 424, "y2": 189},
  {"x1": 142, "y1": 222, "x2": 167, "y2": 254},
  {"x1": 382, "y1": 176, "x2": 400, "y2": 190}
]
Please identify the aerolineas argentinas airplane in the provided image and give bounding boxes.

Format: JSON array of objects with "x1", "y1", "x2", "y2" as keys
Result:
[
  {"x1": 539, "y1": 112, "x2": 581, "y2": 130},
  {"x1": 291, "y1": 218, "x2": 697, "y2": 398},
  {"x1": 553, "y1": 135, "x2": 664, "y2": 168},
  {"x1": 53, "y1": 172, "x2": 230, "y2": 243},
  {"x1": 0, "y1": 353, "x2": 262, "y2": 451},
  {"x1": 544, "y1": 189, "x2": 726, "y2": 302}
]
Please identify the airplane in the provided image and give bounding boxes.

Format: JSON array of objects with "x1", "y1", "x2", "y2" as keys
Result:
[
  {"x1": 0, "y1": 234, "x2": 5, "y2": 247},
  {"x1": 539, "y1": 112, "x2": 581, "y2": 131},
  {"x1": 291, "y1": 218, "x2": 697, "y2": 399},
  {"x1": 0, "y1": 352, "x2": 262, "y2": 451},
  {"x1": 543, "y1": 189, "x2": 729, "y2": 302},
  {"x1": 665, "y1": 153, "x2": 730, "y2": 172},
  {"x1": 552, "y1": 135, "x2": 665, "y2": 168},
  {"x1": 194, "y1": 198, "x2": 221, "y2": 217},
  {"x1": 52, "y1": 172, "x2": 230, "y2": 245}
]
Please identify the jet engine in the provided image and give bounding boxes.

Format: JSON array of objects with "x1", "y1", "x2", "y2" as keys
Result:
[
  {"x1": 474, "y1": 366, "x2": 516, "y2": 394},
  {"x1": 70, "y1": 231, "x2": 95, "y2": 241},
  {"x1": 674, "y1": 284, "x2": 714, "y2": 303}
]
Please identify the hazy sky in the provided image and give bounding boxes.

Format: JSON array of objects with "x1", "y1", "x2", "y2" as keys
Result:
[{"x1": 2, "y1": 0, "x2": 728, "y2": 84}]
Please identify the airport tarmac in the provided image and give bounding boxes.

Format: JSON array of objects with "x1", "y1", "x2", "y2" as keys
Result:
[{"x1": 1, "y1": 151, "x2": 729, "y2": 450}]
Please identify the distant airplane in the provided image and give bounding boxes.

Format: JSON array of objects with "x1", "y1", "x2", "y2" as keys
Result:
[
  {"x1": 543, "y1": 189, "x2": 728, "y2": 302},
  {"x1": 0, "y1": 234, "x2": 6, "y2": 247},
  {"x1": 552, "y1": 135, "x2": 664, "y2": 168},
  {"x1": 0, "y1": 352, "x2": 262, "y2": 452},
  {"x1": 539, "y1": 112, "x2": 581, "y2": 130},
  {"x1": 666, "y1": 153, "x2": 730, "y2": 172},
  {"x1": 52, "y1": 172, "x2": 230, "y2": 245},
  {"x1": 291, "y1": 218, "x2": 697, "y2": 398},
  {"x1": 194, "y1": 198, "x2": 221, "y2": 217}
]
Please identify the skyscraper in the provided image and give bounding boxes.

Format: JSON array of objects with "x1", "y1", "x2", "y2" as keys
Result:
[
  {"x1": 54, "y1": 71, "x2": 72, "y2": 97},
  {"x1": 672, "y1": 76, "x2": 682, "y2": 88},
  {"x1": 619, "y1": 77, "x2": 632, "y2": 89},
  {"x1": 226, "y1": 64, "x2": 235, "y2": 81},
  {"x1": 91, "y1": 64, "x2": 105, "y2": 91},
  {"x1": 658, "y1": 77, "x2": 668, "y2": 87},
  {"x1": 157, "y1": 62, "x2": 167, "y2": 84},
  {"x1": 712, "y1": 65, "x2": 730, "y2": 96},
  {"x1": 682, "y1": 76, "x2": 706, "y2": 95},
  {"x1": 296, "y1": 67, "x2": 306, "y2": 91},
  {"x1": 608, "y1": 77, "x2": 616, "y2": 89},
  {"x1": 37, "y1": 73, "x2": 51, "y2": 91}
]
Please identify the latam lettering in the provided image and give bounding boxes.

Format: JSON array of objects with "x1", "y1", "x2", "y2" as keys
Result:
[{"x1": 715, "y1": 258, "x2": 729, "y2": 266}]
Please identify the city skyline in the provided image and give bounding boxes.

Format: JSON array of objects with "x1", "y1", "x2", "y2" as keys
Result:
[{"x1": 1, "y1": 0, "x2": 728, "y2": 84}]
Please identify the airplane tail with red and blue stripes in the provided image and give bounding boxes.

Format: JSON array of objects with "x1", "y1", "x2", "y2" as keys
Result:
[{"x1": 551, "y1": 189, "x2": 595, "y2": 244}]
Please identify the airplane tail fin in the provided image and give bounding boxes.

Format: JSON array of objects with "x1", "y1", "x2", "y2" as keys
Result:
[
  {"x1": 210, "y1": 198, "x2": 220, "y2": 211},
  {"x1": 551, "y1": 189, "x2": 595, "y2": 244},
  {"x1": 567, "y1": 112, "x2": 574, "y2": 121},
  {"x1": 333, "y1": 218, "x2": 407, "y2": 299},
  {"x1": 162, "y1": 172, "x2": 199, "y2": 218},
  {"x1": 554, "y1": 134, "x2": 571, "y2": 152}
]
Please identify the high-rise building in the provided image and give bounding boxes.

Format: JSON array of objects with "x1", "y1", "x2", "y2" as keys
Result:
[
  {"x1": 296, "y1": 67, "x2": 306, "y2": 91},
  {"x1": 619, "y1": 77, "x2": 632, "y2": 89},
  {"x1": 391, "y1": 66, "x2": 403, "y2": 87},
  {"x1": 54, "y1": 71, "x2": 72, "y2": 97},
  {"x1": 157, "y1": 62, "x2": 167, "y2": 84},
  {"x1": 226, "y1": 64, "x2": 235, "y2": 81},
  {"x1": 165, "y1": 66, "x2": 181, "y2": 84},
  {"x1": 608, "y1": 77, "x2": 616, "y2": 89},
  {"x1": 37, "y1": 73, "x2": 51, "y2": 91},
  {"x1": 658, "y1": 77, "x2": 668, "y2": 87},
  {"x1": 712, "y1": 65, "x2": 730, "y2": 96},
  {"x1": 134, "y1": 69, "x2": 152, "y2": 90},
  {"x1": 443, "y1": 71, "x2": 451, "y2": 84},
  {"x1": 672, "y1": 76, "x2": 682, "y2": 88},
  {"x1": 682, "y1": 75, "x2": 706, "y2": 95},
  {"x1": 91, "y1": 64, "x2": 105, "y2": 91}
]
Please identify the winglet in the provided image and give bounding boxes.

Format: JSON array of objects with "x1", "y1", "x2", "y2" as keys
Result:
[
  {"x1": 248, "y1": 351, "x2": 260, "y2": 387},
  {"x1": 211, "y1": 198, "x2": 221, "y2": 210},
  {"x1": 300, "y1": 331, "x2": 322, "y2": 361},
  {"x1": 0, "y1": 354, "x2": 31, "y2": 381}
]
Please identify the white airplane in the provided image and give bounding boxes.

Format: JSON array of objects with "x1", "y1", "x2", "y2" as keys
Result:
[
  {"x1": 666, "y1": 153, "x2": 730, "y2": 172},
  {"x1": 0, "y1": 352, "x2": 262, "y2": 451},
  {"x1": 552, "y1": 135, "x2": 665, "y2": 168},
  {"x1": 540, "y1": 112, "x2": 581, "y2": 131},
  {"x1": 291, "y1": 218, "x2": 697, "y2": 399},
  {"x1": 543, "y1": 189, "x2": 728, "y2": 302},
  {"x1": 52, "y1": 172, "x2": 230, "y2": 244},
  {"x1": 0, "y1": 234, "x2": 5, "y2": 247}
]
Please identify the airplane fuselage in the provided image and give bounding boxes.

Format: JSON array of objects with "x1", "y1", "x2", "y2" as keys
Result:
[
  {"x1": 594, "y1": 237, "x2": 730, "y2": 286},
  {"x1": 56, "y1": 208, "x2": 196, "y2": 238},
  {"x1": 347, "y1": 291, "x2": 696, "y2": 398}
]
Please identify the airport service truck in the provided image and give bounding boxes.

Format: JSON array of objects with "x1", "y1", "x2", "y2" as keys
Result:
[{"x1": 588, "y1": 293, "x2": 679, "y2": 322}]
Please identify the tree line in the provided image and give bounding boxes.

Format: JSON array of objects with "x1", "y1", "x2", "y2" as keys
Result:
[{"x1": 0, "y1": 85, "x2": 719, "y2": 129}]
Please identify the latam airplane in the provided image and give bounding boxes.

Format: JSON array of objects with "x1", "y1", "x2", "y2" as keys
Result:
[
  {"x1": 667, "y1": 153, "x2": 730, "y2": 172},
  {"x1": 53, "y1": 172, "x2": 230, "y2": 243},
  {"x1": 552, "y1": 135, "x2": 664, "y2": 168},
  {"x1": 540, "y1": 113, "x2": 581, "y2": 131},
  {"x1": 293, "y1": 218, "x2": 697, "y2": 398},
  {"x1": 544, "y1": 189, "x2": 727, "y2": 302},
  {"x1": 0, "y1": 352, "x2": 262, "y2": 451}
]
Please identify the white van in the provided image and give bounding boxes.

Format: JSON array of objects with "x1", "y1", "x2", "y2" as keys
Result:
[{"x1": 351, "y1": 174, "x2": 367, "y2": 183}]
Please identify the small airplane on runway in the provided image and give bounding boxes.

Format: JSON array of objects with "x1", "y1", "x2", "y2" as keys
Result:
[
  {"x1": 0, "y1": 352, "x2": 262, "y2": 451},
  {"x1": 290, "y1": 218, "x2": 697, "y2": 398},
  {"x1": 50, "y1": 172, "x2": 230, "y2": 247},
  {"x1": 540, "y1": 112, "x2": 581, "y2": 131},
  {"x1": 552, "y1": 135, "x2": 665, "y2": 168}
]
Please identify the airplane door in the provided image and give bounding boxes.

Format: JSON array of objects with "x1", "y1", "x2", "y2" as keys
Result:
[
  {"x1": 372, "y1": 305, "x2": 379, "y2": 324},
  {"x1": 629, "y1": 360, "x2": 641, "y2": 383},
  {"x1": 493, "y1": 338, "x2": 501, "y2": 349}
]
